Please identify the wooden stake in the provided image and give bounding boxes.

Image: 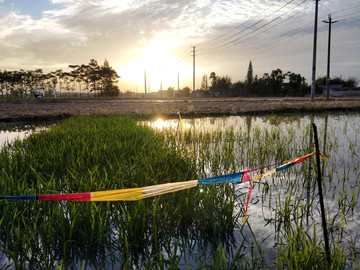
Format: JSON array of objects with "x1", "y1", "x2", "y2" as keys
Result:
[{"x1": 312, "y1": 123, "x2": 331, "y2": 265}]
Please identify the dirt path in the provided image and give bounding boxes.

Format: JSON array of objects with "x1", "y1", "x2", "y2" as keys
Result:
[{"x1": 1, "y1": 97, "x2": 359, "y2": 122}]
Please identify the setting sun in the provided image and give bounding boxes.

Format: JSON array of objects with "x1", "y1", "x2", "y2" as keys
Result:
[{"x1": 116, "y1": 43, "x2": 192, "y2": 92}]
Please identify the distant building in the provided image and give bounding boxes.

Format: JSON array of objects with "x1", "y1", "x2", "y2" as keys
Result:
[
  {"x1": 209, "y1": 89, "x2": 238, "y2": 97},
  {"x1": 320, "y1": 85, "x2": 360, "y2": 97}
]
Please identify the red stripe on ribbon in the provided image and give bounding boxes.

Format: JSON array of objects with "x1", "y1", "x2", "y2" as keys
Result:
[
  {"x1": 293, "y1": 155, "x2": 311, "y2": 164},
  {"x1": 37, "y1": 193, "x2": 92, "y2": 201},
  {"x1": 241, "y1": 173, "x2": 253, "y2": 213}
]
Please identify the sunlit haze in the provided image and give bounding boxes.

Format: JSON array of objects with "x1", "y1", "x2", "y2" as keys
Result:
[
  {"x1": 116, "y1": 42, "x2": 193, "y2": 91},
  {"x1": 0, "y1": 0, "x2": 359, "y2": 92}
]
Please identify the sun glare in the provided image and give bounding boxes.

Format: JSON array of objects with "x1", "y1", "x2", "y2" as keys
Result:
[
  {"x1": 116, "y1": 43, "x2": 192, "y2": 92},
  {"x1": 153, "y1": 118, "x2": 166, "y2": 130}
]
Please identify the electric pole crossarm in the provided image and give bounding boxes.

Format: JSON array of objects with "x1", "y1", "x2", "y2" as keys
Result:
[{"x1": 323, "y1": 14, "x2": 339, "y2": 100}]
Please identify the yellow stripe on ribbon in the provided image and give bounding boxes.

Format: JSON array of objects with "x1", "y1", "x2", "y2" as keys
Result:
[
  {"x1": 177, "y1": 111, "x2": 186, "y2": 134},
  {"x1": 90, "y1": 180, "x2": 199, "y2": 201},
  {"x1": 180, "y1": 122, "x2": 186, "y2": 133},
  {"x1": 283, "y1": 151, "x2": 315, "y2": 163},
  {"x1": 320, "y1": 153, "x2": 328, "y2": 162},
  {"x1": 91, "y1": 188, "x2": 143, "y2": 201},
  {"x1": 251, "y1": 168, "x2": 276, "y2": 181},
  {"x1": 142, "y1": 180, "x2": 198, "y2": 199}
]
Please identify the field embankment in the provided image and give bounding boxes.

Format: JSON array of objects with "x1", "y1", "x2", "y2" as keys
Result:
[{"x1": 0, "y1": 96, "x2": 359, "y2": 122}]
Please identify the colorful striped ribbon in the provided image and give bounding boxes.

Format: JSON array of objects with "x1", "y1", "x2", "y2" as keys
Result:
[
  {"x1": 177, "y1": 111, "x2": 186, "y2": 135},
  {"x1": 0, "y1": 151, "x2": 327, "y2": 219}
]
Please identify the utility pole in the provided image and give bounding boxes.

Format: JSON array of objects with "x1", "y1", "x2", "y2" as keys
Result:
[
  {"x1": 160, "y1": 80, "x2": 162, "y2": 98},
  {"x1": 178, "y1": 72, "x2": 180, "y2": 91},
  {"x1": 323, "y1": 14, "x2": 338, "y2": 100},
  {"x1": 144, "y1": 71, "x2": 147, "y2": 94},
  {"x1": 160, "y1": 66, "x2": 162, "y2": 99},
  {"x1": 310, "y1": 0, "x2": 319, "y2": 101},
  {"x1": 193, "y1": 46, "x2": 196, "y2": 99}
]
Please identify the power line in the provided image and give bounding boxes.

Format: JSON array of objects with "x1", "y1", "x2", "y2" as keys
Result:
[
  {"x1": 181, "y1": 1, "x2": 358, "y2": 87},
  {"x1": 197, "y1": 4, "x2": 359, "y2": 68},
  {"x1": 199, "y1": 0, "x2": 297, "y2": 51},
  {"x1": 197, "y1": 0, "x2": 285, "y2": 49},
  {"x1": 329, "y1": 10, "x2": 360, "y2": 21},
  {"x1": 222, "y1": 23, "x2": 325, "y2": 65},
  {"x1": 198, "y1": 0, "x2": 307, "y2": 56},
  {"x1": 329, "y1": 4, "x2": 360, "y2": 16},
  {"x1": 215, "y1": 4, "x2": 317, "y2": 64},
  {"x1": 220, "y1": 6, "x2": 360, "y2": 66},
  {"x1": 225, "y1": 0, "x2": 311, "y2": 52},
  {"x1": 170, "y1": 47, "x2": 192, "y2": 73}
]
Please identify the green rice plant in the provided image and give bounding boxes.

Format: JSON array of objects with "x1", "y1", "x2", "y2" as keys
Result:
[
  {"x1": 2, "y1": 113, "x2": 359, "y2": 269},
  {"x1": 0, "y1": 115, "x2": 243, "y2": 269},
  {"x1": 276, "y1": 223, "x2": 326, "y2": 269},
  {"x1": 163, "y1": 113, "x2": 359, "y2": 269}
]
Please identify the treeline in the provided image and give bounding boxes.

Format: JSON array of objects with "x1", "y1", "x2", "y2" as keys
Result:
[
  {"x1": 201, "y1": 61, "x2": 358, "y2": 97},
  {"x1": 0, "y1": 59, "x2": 120, "y2": 98},
  {"x1": 315, "y1": 76, "x2": 359, "y2": 88}
]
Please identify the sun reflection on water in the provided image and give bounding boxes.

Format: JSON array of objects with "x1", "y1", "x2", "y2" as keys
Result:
[{"x1": 149, "y1": 118, "x2": 182, "y2": 131}]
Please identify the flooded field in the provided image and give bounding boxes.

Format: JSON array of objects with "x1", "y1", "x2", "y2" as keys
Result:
[
  {"x1": 144, "y1": 113, "x2": 360, "y2": 268},
  {"x1": 0, "y1": 113, "x2": 359, "y2": 269}
]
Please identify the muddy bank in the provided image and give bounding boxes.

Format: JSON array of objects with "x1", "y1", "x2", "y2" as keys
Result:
[{"x1": 1, "y1": 97, "x2": 359, "y2": 122}]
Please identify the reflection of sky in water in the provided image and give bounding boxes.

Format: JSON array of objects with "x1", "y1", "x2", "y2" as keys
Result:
[
  {"x1": 0, "y1": 126, "x2": 47, "y2": 150},
  {"x1": 1, "y1": 115, "x2": 359, "y2": 268},
  {"x1": 0, "y1": 130, "x2": 30, "y2": 149},
  {"x1": 145, "y1": 113, "x2": 360, "y2": 268}
]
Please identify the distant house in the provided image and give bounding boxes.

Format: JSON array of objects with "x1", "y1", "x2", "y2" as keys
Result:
[
  {"x1": 320, "y1": 85, "x2": 360, "y2": 97},
  {"x1": 210, "y1": 89, "x2": 238, "y2": 97}
]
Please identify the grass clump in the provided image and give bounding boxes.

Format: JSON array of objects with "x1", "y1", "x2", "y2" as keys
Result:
[{"x1": 0, "y1": 116, "x2": 240, "y2": 269}]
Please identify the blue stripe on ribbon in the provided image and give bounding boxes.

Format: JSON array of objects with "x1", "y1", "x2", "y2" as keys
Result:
[
  {"x1": 276, "y1": 162, "x2": 294, "y2": 172},
  {"x1": 198, "y1": 172, "x2": 243, "y2": 185},
  {"x1": 0, "y1": 195, "x2": 37, "y2": 200}
]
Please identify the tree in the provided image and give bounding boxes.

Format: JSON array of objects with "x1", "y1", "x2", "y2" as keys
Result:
[
  {"x1": 344, "y1": 77, "x2": 359, "y2": 87},
  {"x1": 0, "y1": 70, "x2": 6, "y2": 96},
  {"x1": 245, "y1": 60, "x2": 254, "y2": 85},
  {"x1": 78, "y1": 65, "x2": 91, "y2": 96},
  {"x1": 179, "y1": 86, "x2": 191, "y2": 97},
  {"x1": 209, "y1": 72, "x2": 217, "y2": 88},
  {"x1": 167, "y1": 86, "x2": 174, "y2": 97},
  {"x1": 256, "y1": 75, "x2": 270, "y2": 96},
  {"x1": 69, "y1": 64, "x2": 81, "y2": 95},
  {"x1": 87, "y1": 59, "x2": 101, "y2": 95},
  {"x1": 98, "y1": 59, "x2": 120, "y2": 97},
  {"x1": 252, "y1": 75, "x2": 260, "y2": 96},
  {"x1": 245, "y1": 61, "x2": 254, "y2": 95},
  {"x1": 0, "y1": 59, "x2": 122, "y2": 99},
  {"x1": 269, "y1": 68, "x2": 285, "y2": 96},
  {"x1": 285, "y1": 72, "x2": 307, "y2": 96},
  {"x1": 210, "y1": 75, "x2": 232, "y2": 91},
  {"x1": 200, "y1": 74, "x2": 208, "y2": 91},
  {"x1": 67, "y1": 59, "x2": 120, "y2": 97},
  {"x1": 233, "y1": 80, "x2": 246, "y2": 96},
  {"x1": 53, "y1": 69, "x2": 65, "y2": 96}
]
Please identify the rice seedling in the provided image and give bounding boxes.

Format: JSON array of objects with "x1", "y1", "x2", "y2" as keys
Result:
[
  {"x1": 1, "y1": 112, "x2": 359, "y2": 269},
  {"x1": 151, "y1": 112, "x2": 359, "y2": 269},
  {"x1": 0, "y1": 116, "x2": 237, "y2": 269}
]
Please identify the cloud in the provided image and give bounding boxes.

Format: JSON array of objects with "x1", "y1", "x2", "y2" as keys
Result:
[{"x1": 0, "y1": 0, "x2": 359, "y2": 88}]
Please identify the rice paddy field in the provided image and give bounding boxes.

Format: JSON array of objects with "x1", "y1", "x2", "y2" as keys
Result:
[{"x1": 0, "y1": 112, "x2": 359, "y2": 269}]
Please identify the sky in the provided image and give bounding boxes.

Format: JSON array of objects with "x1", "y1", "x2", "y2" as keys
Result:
[{"x1": 0, "y1": 0, "x2": 359, "y2": 92}]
